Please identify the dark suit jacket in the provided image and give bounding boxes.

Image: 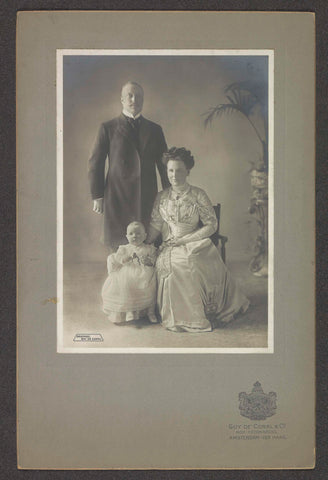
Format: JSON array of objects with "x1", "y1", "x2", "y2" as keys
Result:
[{"x1": 88, "y1": 114, "x2": 169, "y2": 247}]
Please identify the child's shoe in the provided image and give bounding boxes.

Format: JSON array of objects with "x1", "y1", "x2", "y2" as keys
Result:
[
  {"x1": 125, "y1": 311, "x2": 135, "y2": 322},
  {"x1": 148, "y1": 308, "x2": 158, "y2": 323}
]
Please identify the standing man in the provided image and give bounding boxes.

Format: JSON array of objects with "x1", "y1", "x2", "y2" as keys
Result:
[{"x1": 88, "y1": 81, "x2": 169, "y2": 250}]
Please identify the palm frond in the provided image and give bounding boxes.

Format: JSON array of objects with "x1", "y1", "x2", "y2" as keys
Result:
[
  {"x1": 225, "y1": 81, "x2": 268, "y2": 106},
  {"x1": 234, "y1": 87, "x2": 243, "y2": 105},
  {"x1": 223, "y1": 86, "x2": 258, "y2": 117},
  {"x1": 203, "y1": 103, "x2": 244, "y2": 127},
  {"x1": 202, "y1": 107, "x2": 219, "y2": 127},
  {"x1": 230, "y1": 88, "x2": 240, "y2": 105},
  {"x1": 225, "y1": 83, "x2": 259, "y2": 110},
  {"x1": 203, "y1": 80, "x2": 269, "y2": 169},
  {"x1": 226, "y1": 95, "x2": 236, "y2": 105}
]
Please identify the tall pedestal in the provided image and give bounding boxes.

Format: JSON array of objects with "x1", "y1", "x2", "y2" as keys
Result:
[{"x1": 249, "y1": 170, "x2": 268, "y2": 277}]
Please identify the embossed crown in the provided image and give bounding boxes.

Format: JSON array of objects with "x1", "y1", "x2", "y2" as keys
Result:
[{"x1": 252, "y1": 381, "x2": 264, "y2": 393}]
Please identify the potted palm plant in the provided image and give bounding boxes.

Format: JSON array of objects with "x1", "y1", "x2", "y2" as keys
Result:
[{"x1": 203, "y1": 81, "x2": 269, "y2": 276}]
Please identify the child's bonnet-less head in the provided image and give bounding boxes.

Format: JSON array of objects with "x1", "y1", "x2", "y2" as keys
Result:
[{"x1": 126, "y1": 222, "x2": 147, "y2": 246}]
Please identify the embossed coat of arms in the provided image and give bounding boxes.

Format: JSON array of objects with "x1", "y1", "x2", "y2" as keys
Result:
[{"x1": 239, "y1": 381, "x2": 277, "y2": 420}]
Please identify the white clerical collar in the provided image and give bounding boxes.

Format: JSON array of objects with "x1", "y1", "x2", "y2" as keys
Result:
[{"x1": 122, "y1": 109, "x2": 142, "y2": 120}]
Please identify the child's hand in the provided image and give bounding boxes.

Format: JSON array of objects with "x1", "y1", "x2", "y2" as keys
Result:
[
  {"x1": 107, "y1": 256, "x2": 121, "y2": 273},
  {"x1": 140, "y1": 255, "x2": 154, "y2": 267}
]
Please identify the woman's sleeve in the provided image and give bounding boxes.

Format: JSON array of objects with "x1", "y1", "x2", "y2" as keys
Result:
[
  {"x1": 180, "y1": 189, "x2": 217, "y2": 243},
  {"x1": 197, "y1": 189, "x2": 218, "y2": 233},
  {"x1": 149, "y1": 193, "x2": 164, "y2": 233}
]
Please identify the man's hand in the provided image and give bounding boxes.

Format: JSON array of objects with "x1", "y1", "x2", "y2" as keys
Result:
[{"x1": 93, "y1": 198, "x2": 104, "y2": 214}]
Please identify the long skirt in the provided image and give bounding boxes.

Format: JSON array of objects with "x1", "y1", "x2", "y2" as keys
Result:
[{"x1": 156, "y1": 238, "x2": 249, "y2": 332}]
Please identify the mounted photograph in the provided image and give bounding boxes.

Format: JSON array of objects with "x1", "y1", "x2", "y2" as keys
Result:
[
  {"x1": 57, "y1": 50, "x2": 274, "y2": 353},
  {"x1": 17, "y1": 11, "x2": 315, "y2": 470}
]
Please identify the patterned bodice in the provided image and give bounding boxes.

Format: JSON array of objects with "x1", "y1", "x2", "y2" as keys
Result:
[{"x1": 150, "y1": 185, "x2": 217, "y2": 241}]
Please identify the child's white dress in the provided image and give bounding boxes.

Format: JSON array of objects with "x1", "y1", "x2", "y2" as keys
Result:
[{"x1": 102, "y1": 243, "x2": 157, "y2": 323}]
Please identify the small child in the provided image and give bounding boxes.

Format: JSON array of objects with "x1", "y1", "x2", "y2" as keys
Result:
[{"x1": 102, "y1": 221, "x2": 158, "y2": 324}]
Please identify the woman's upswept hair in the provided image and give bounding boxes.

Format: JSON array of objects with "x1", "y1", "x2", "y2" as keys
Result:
[{"x1": 162, "y1": 147, "x2": 195, "y2": 170}]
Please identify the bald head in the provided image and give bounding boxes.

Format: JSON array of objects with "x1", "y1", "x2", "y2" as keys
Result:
[{"x1": 121, "y1": 82, "x2": 144, "y2": 117}]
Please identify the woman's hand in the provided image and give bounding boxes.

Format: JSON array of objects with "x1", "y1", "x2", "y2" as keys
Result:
[
  {"x1": 121, "y1": 255, "x2": 133, "y2": 264},
  {"x1": 164, "y1": 237, "x2": 185, "y2": 247}
]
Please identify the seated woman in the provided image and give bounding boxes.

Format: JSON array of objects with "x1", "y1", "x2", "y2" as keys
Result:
[{"x1": 147, "y1": 147, "x2": 249, "y2": 333}]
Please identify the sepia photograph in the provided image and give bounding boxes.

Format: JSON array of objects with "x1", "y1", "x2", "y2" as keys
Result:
[
  {"x1": 17, "y1": 11, "x2": 315, "y2": 469},
  {"x1": 57, "y1": 50, "x2": 273, "y2": 353}
]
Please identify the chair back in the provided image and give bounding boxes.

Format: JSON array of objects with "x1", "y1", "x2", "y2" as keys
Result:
[{"x1": 210, "y1": 203, "x2": 221, "y2": 246}]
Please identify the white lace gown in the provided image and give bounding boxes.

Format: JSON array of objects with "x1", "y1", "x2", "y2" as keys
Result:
[
  {"x1": 150, "y1": 184, "x2": 250, "y2": 332},
  {"x1": 102, "y1": 243, "x2": 157, "y2": 323}
]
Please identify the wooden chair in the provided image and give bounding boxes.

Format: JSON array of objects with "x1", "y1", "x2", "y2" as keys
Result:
[{"x1": 210, "y1": 203, "x2": 228, "y2": 263}]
